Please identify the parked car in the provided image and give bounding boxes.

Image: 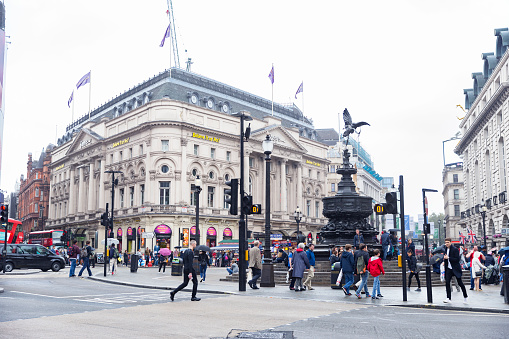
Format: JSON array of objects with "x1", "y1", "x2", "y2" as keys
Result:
[{"x1": 0, "y1": 244, "x2": 65, "y2": 272}]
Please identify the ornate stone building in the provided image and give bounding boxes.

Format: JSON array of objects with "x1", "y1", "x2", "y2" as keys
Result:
[
  {"x1": 442, "y1": 162, "x2": 463, "y2": 238},
  {"x1": 46, "y1": 69, "x2": 329, "y2": 250}
]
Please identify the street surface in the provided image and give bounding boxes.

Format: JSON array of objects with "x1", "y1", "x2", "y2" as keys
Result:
[{"x1": 1, "y1": 266, "x2": 508, "y2": 338}]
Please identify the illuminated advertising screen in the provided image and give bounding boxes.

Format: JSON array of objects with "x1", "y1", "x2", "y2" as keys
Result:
[{"x1": 183, "y1": 228, "x2": 189, "y2": 248}]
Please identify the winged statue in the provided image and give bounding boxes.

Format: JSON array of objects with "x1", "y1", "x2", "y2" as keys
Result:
[{"x1": 343, "y1": 108, "x2": 370, "y2": 145}]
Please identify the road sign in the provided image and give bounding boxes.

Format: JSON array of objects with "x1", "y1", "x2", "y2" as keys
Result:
[{"x1": 142, "y1": 232, "x2": 155, "y2": 239}]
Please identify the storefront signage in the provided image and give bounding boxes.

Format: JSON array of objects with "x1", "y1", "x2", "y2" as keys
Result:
[
  {"x1": 117, "y1": 228, "x2": 122, "y2": 237},
  {"x1": 207, "y1": 227, "x2": 217, "y2": 237},
  {"x1": 192, "y1": 132, "x2": 220, "y2": 143},
  {"x1": 55, "y1": 164, "x2": 65, "y2": 171},
  {"x1": 154, "y1": 224, "x2": 172, "y2": 235},
  {"x1": 127, "y1": 227, "x2": 133, "y2": 236},
  {"x1": 270, "y1": 234, "x2": 283, "y2": 240},
  {"x1": 137, "y1": 226, "x2": 141, "y2": 235},
  {"x1": 190, "y1": 226, "x2": 197, "y2": 235},
  {"x1": 223, "y1": 228, "x2": 232, "y2": 237},
  {"x1": 363, "y1": 164, "x2": 383, "y2": 181},
  {"x1": 306, "y1": 160, "x2": 321, "y2": 167},
  {"x1": 112, "y1": 137, "x2": 130, "y2": 148},
  {"x1": 141, "y1": 228, "x2": 146, "y2": 247},
  {"x1": 183, "y1": 228, "x2": 189, "y2": 247}
]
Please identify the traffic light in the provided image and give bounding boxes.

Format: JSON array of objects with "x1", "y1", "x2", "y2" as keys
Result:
[
  {"x1": 60, "y1": 230, "x2": 67, "y2": 242},
  {"x1": 0, "y1": 205, "x2": 8, "y2": 223},
  {"x1": 224, "y1": 179, "x2": 238, "y2": 215},
  {"x1": 100, "y1": 212, "x2": 109, "y2": 227},
  {"x1": 242, "y1": 195, "x2": 253, "y2": 215},
  {"x1": 180, "y1": 233, "x2": 184, "y2": 241},
  {"x1": 385, "y1": 192, "x2": 398, "y2": 214}
]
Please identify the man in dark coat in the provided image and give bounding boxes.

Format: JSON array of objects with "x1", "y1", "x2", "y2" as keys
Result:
[
  {"x1": 381, "y1": 232, "x2": 390, "y2": 260},
  {"x1": 170, "y1": 240, "x2": 200, "y2": 301},
  {"x1": 443, "y1": 238, "x2": 468, "y2": 303},
  {"x1": 340, "y1": 244, "x2": 355, "y2": 295},
  {"x1": 353, "y1": 229, "x2": 364, "y2": 250}
]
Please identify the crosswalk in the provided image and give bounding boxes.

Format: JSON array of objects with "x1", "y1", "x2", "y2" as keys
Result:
[{"x1": 73, "y1": 291, "x2": 174, "y2": 304}]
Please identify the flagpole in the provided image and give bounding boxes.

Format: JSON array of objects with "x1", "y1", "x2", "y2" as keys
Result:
[
  {"x1": 271, "y1": 63, "x2": 274, "y2": 116},
  {"x1": 88, "y1": 70, "x2": 92, "y2": 120},
  {"x1": 72, "y1": 91, "x2": 75, "y2": 123},
  {"x1": 301, "y1": 80, "x2": 304, "y2": 121}
]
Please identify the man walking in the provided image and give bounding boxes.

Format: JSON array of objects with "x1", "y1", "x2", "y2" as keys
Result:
[
  {"x1": 303, "y1": 244, "x2": 315, "y2": 290},
  {"x1": 354, "y1": 243, "x2": 370, "y2": 298},
  {"x1": 68, "y1": 240, "x2": 80, "y2": 277},
  {"x1": 353, "y1": 229, "x2": 364, "y2": 250},
  {"x1": 340, "y1": 244, "x2": 355, "y2": 295},
  {"x1": 248, "y1": 240, "x2": 262, "y2": 289},
  {"x1": 381, "y1": 231, "x2": 390, "y2": 260},
  {"x1": 109, "y1": 243, "x2": 118, "y2": 275},
  {"x1": 443, "y1": 238, "x2": 468, "y2": 304},
  {"x1": 170, "y1": 240, "x2": 200, "y2": 301},
  {"x1": 78, "y1": 240, "x2": 93, "y2": 277}
]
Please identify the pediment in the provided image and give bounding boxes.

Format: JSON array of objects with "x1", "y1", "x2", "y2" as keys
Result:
[
  {"x1": 251, "y1": 125, "x2": 307, "y2": 153},
  {"x1": 65, "y1": 128, "x2": 104, "y2": 155}
]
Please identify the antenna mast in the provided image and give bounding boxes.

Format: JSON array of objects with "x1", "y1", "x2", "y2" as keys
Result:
[{"x1": 166, "y1": 0, "x2": 180, "y2": 69}]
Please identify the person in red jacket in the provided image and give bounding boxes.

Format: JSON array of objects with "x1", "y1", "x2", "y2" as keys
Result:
[{"x1": 367, "y1": 249, "x2": 385, "y2": 299}]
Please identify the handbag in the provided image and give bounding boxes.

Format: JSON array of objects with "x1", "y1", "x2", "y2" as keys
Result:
[
  {"x1": 336, "y1": 269, "x2": 343, "y2": 286},
  {"x1": 475, "y1": 270, "x2": 482, "y2": 277}
]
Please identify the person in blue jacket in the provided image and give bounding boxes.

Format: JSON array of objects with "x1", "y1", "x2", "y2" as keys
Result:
[
  {"x1": 353, "y1": 229, "x2": 364, "y2": 250},
  {"x1": 340, "y1": 244, "x2": 355, "y2": 295}
]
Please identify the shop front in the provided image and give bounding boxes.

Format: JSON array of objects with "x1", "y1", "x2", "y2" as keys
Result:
[
  {"x1": 154, "y1": 224, "x2": 172, "y2": 248},
  {"x1": 223, "y1": 227, "x2": 233, "y2": 241},
  {"x1": 116, "y1": 228, "x2": 123, "y2": 252},
  {"x1": 127, "y1": 227, "x2": 135, "y2": 252},
  {"x1": 206, "y1": 227, "x2": 217, "y2": 247}
]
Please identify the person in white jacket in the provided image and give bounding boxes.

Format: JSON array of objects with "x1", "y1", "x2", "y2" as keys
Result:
[{"x1": 471, "y1": 253, "x2": 486, "y2": 291}]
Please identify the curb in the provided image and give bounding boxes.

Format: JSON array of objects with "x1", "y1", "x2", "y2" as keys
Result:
[
  {"x1": 87, "y1": 276, "x2": 237, "y2": 296},
  {"x1": 387, "y1": 303, "x2": 509, "y2": 314},
  {"x1": 0, "y1": 271, "x2": 41, "y2": 276}
]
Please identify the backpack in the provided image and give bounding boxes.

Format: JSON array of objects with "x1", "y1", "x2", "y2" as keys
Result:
[
  {"x1": 356, "y1": 255, "x2": 366, "y2": 274},
  {"x1": 113, "y1": 248, "x2": 119, "y2": 259},
  {"x1": 68, "y1": 246, "x2": 74, "y2": 257},
  {"x1": 80, "y1": 246, "x2": 88, "y2": 258}
]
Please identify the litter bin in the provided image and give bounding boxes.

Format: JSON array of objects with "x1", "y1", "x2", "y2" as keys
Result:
[
  {"x1": 331, "y1": 262, "x2": 342, "y2": 289},
  {"x1": 502, "y1": 265, "x2": 509, "y2": 304},
  {"x1": 171, "y1": 257, "x2": 183, "y2": 276},
  {"x1": 398, "y1": 254, "x2": 402, "y2": 268},
  {"x1": 130, "y1": 254, "x2": 139, "y2": 273}
]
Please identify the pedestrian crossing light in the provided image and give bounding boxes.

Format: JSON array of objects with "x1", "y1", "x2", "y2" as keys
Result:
[
  {"x1": 250, "y1": 204, "x2": 262, "y2": 214},
  {"x1": 0, "y1": 205, "x2": 8, "y2": 223},
  {"x1": 374, "y1": 203, "x2": 386, "y2": 215}
]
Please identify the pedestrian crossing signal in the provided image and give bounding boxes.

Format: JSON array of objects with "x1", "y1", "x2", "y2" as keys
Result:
[
  {"x1": 374, "y1": 204, "x2": 386, "y2": 215},
  {"x1": 250, "y1": 204, "x2": 262, "y2": 214}
]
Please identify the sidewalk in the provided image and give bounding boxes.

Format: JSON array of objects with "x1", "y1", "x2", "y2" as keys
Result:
[{"x1": 86, "y1": 265, "x2": 509, "y2": 314}]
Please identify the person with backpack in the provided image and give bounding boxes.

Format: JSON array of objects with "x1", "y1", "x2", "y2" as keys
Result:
[
  {"x1": 199, "y1": 250, "x2": 209, "y2": 283},
  {"x1": 406, "y1": 249, "x2": 421, "y2": 291},
  {"x1": 381, "y1": 232, "x2": 390, "y2": 261},
  {"x1": 354, "y1": 243, "x2": 370, "y2": 298},
  {"x1": 367, "y1": 249, "x2": 385, "y2": 299},
  {"x1": 78, "y1": 240, "x2": 93, "y2": 277},
  {"x1": 68, "y1": 240, "x2": 80, "y2": 277},
  {"x1": 340, "y1": 244, "x2": 355, "y2": 295},
  {"x1": 303, "y1": 244, "x2": 316, "y2": 291},
  {"x1": 109, "y1": 243, "x2": 119, "y2": 275}
]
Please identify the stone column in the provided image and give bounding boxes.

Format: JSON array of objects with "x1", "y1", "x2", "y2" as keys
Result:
[
  {"x1": 144, "y1": 140, "x2": 152, "y2": 205},
  {"x1": 98, "y1": 159, "x2": 105, "y2": 210},
  {"x1": 297, "y1": 164, "x2": 303, "y2": 211},
  {"x1": 244, "y1": 151, "x2": 250, "y2": 194},
  {"x1": 87, "y1": 161, "x2": 95, "y2": 212},
  {"x1": 77, "y1": 166, "x2": 85, "y2": 213},
  {"x1": 181, "y1": 138, "x2": 189, "y2": 204},
  {"x1": 280, "y1": 159, "x2": 287, "y2": 212},
  {"x1": 68, "y1": 166, "x2": 75, "y2": 215}
]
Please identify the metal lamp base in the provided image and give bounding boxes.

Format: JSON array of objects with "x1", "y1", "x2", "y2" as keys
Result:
[{"x1": 260, "y1": 262, "x2": 275, "y2": 287}]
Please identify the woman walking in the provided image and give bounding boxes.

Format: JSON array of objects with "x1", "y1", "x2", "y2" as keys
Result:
[
  {"x1": 471, "y1": 252, "x2": 486, "y2": 291},
  {"x1": 199, "y1": 250, "x2": 209, "y2": 282},
  {"x1": 406, "y1": 249, "x2": 421, "y2": 291},
  {"x1": 159, "y1": 253, "x2": 168, "y2": 273},
  {"x1": 292, "y1": 243, "x2": 310, "y2": 292}
]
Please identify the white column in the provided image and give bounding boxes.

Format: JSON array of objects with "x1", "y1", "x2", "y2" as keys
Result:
[
  {"x1": 181, "y1": 138, "x2": 189, "y2": 204},
  {"x1": 297, "y1": 164, "x2": 303, "y2": 211},
  {"x1": 87, "y1": 161, "x2": 95, "y2": 212},
  {"x1": 68, "y1": 167, "x2": 75, "y2": 215},
  {"x1": 281, "y1": 159, "x2": 287, "y2": 212},
  {"x1": 77, "y1": 166, "x2": 85, "y2": 213},
  {"x1": 99, "y1": 160, "x2": 105, "y2": 210},
  {"x1": 244, "y1": 152, "x2": 250, "y2": 194}
]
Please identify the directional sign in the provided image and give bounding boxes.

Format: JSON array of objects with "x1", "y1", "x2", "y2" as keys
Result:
[{"x1": 142, "y1": 232, "x2": 155, "y2": 239}]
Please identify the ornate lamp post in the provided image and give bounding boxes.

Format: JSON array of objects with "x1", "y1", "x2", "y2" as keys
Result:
[
  {"x1": 294, "y1": 207, "x2": 302, "y2": 243},
  {"x1": 481, "y1": 205, "x2": 487, "y2": 249},
  {"x1": 261, "y1": 134, "x2": 275, "y2": 287},
  {"x1": 193, "y1": 175, "x2": 202, "y2": 246},
  {"x1": 39, "y1": 205, "x2": 45, "y2": 231}
]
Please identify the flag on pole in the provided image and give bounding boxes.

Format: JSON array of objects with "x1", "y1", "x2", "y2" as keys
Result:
[
  {"x1": 68, "y1": 91, "x2": 73, "y2": 108},
  {"x1": 459, "y1": 230, "x2": 466, "y2": 245},
  {"x1": 268, "y1": 66, "x2": 274, "y2": 84},
  {"x1": 467, "y1": 228, "x2": 477, "y2": 243},
  {"x1": 76, "y1": 71, "x2": 91, "y2": 89},
  {"x1": 295, "y1": 82, "x2": 303, "y2": 99},
  {"x1": 159, "y1": 23, "x2": 171, "y2": 47}
]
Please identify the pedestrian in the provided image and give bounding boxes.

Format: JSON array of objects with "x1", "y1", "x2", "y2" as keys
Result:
[
  {"x1": 340, "y1": 244, "x2": 355, "y2": 295},
  {"x1": 288, "y1": 246, "x2": 296, "y2": 290},
  {"x1": 443, "y1": 238, "x2": 468, "y2": 303},
  {"x1": 354, "y1": 243, "x2": 370, "y2": 298},
  {"x1": 292, "y1": 243, "x2": 310, "y2": 292},
  {"x1": 78, "y1": 240, "x2": 93, "y2": 277},
  {"x1": 353, "y1": 229, "x2": 364, "y2": 250},
  {"x1": 159, "y1": 253, "x2": 168, "y2": 273},
  {"x1": 381, "y1": 231, "x2": 390, "y2": 261},
  {"x1": 123, "y1": 250, "x2": 129, "y2": 267},
  {"x1": 109, "y1": 244, "x2": 118, "y2": 275},
  {"x1": 467, "y1": 246, "x2": 485, "y2": 291},
  {"x1": 170, "y1": 240, "x2": 200, "y2": 302},
  {"x1": 390, "y1": 232, "x2": 399, "y2": 258},
  {"x1": 154, "y1": 243, "x2": 160, "y2": 266},
  {"x1": 329, "y1": 248, "x2": 340, "y2": 266},
  {"x1": 471, "y1": 250, "x2": 487, "y2": 291},
  {"x1": 303, "y1": 243, "x2": 316, "y2": 290},
  {"x1": 367, "y1": 249, "x2": 385, "y2": 299},
  {"x1": 68, "y1": 240, "x2": 80, "y2": 277},
  {"x1": 50, "y1": 245, "x2": 57, "y2": 254},
  {"x1": 199, "y1": 250, "x2": 209, "y2": 282},
  {"x1": 248, "y1": 240, "x2": 262, "y2": 289},
  {"x1": 145, "y1": 247, "x2": 150, "y2": 266},
  {"x1": 406, "y1": 238, "x2": 415, "y2": 255},
  {"x1": 226, "y1": 261, "x2": 239, "y2": 275},
  {"x1": 406, "y1": 249, "x2": 421, "y2": 291}
]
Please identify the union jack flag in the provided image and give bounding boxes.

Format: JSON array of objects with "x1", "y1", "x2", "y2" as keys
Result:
[
  {"x1": 295, "y1": 82, "x2": 303, "y2": 99},
  {"x1": 459, "y1": 230, "x2": 466, "y2": 245},
  {"x1": 159, "y1": 23, "x2": 171, "y2": 47},
  {"x1": 467, "y1": 228, "x2": 477, "y2": 243}
]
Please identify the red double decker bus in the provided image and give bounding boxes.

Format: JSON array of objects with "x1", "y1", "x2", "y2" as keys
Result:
[
  {"x1": 28, "y1": 229, "x2": 64, "y2": 247},
  {"x1": 0, "y1": 218, "x2": 23, "y2": 244}
]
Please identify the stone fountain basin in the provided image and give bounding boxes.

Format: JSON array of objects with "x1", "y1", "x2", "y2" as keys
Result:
[{"x1": 322, "y1": 195, "x2": 373, "y2": 219}]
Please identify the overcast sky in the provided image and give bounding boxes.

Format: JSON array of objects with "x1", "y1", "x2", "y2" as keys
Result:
[{"x1": 2, "y1": 0, "x2": 509, "y2": 218}]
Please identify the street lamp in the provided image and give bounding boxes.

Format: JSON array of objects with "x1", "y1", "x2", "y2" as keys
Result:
[
  {"x1": 193, "y1": 175, "x2": 202, "y2": 246},
  {"x1": 481, "y1": 205, "x2": 487, "y2": 249},
  {"x1": 39, "y1": 205, "x2": 45, "y2": 231},
  {"x1": 261, "y1": 134, "x2": 275, "y2": 287},
  {"x1": 422, "y1": 188, "x2": 438, "y2": 303},
  {"x1": 294, "y1": 207, "x2": 302, "y2": 243}
]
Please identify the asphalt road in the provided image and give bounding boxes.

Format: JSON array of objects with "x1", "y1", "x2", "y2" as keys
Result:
[{"x1": 1, "y1": 272, "x2": 508, "y2": 339}]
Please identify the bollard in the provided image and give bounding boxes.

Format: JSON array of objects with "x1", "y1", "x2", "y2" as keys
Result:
[{"x1": 502, "y1": 265, "x2": 509, "y2": 304}]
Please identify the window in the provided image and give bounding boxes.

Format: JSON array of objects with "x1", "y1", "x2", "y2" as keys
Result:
[
  {"x1": 110, "y1": 154, "x2": 114, "y2": 164},
  {"x1": 119, "y1": 151, "x2": 123, "y2": 161},
  {"x1": 225, "y1": 174, "x2": 230, "y2": 182},
  {"x1": 286, "y1": 166, "x2": 289, "y2": 175},
  {"x1": 454, "y1": 189, "x2": 459, "y2": 200},
  {"x1": 208, "y1": 187, "x2": 215, "y2": 207},
  {"x1": 453, "y1": 174, "x2": 459, "y2": 183},
  {"x1": 160, "y1": 182, "x2": 170, "y2": 205},
  {"x1": 306, "y1": 200, "x2": 311, "y2": 216},
  {"x1": 315, "y1": 201, "x2": 320, "y2": 218},
  {"x1": 454, "y1": 205, "x2": 460, "y2": 217},
  {"x1": 34, "y1": 204, "x2": 38, "y2": 213},
  {"x1": 226, "y1": 151, "x2": 231, "y2": 162},
  {"x1": 162, "y1": 140, "x2": 169, "y2": 151},
  {"x1": 120, "y1": 188, "x2": 124, "y2": 208},
  {"x1": 35, "y1": 188, "x2": 39, "y2": 197},
  {"x1": 139, "y1": 144, "x2": 144, "y2": 155},
  {"x1": 224, "y1": 189, "x2": 230, "y2": 208},
  {"x1": 140, "y1": 184, "x2": 145, "y2": 205},
  {"x1": 192, "y1": 168, "x2": 198, "y2": 177},
  {"x1": 209, "y1": 171, "x2": 214, "y2": 179},
  {"x1": 194, "y1": 144, "x2": 199, "y2": 156},
  {"x1": 317, "y1": 172, "x2": 320, "y2": 181},
  {"x1": 331, "y1": 183, "x2": 335, "y2": 192},
  {"x1": 249, "y1": 157, "x2": 254, "y2": 168},
  {"x1": 129, "y1": 187, "x2": 134, "y2": 207},
  {"x1": 330, "y1": 165, "x2": 336, "y2": 173},
  {"x1": 211, "y1": 148, "x2": 216, "y2": 159},
  {"x1": 190, "y1": 185, "x2": 198, "y2": 206},
  {"x1": 40, "y1": 190, "x2": 43, "y2": 200},
  {"x1": 129, "y1": 148, "x2": 133, "y2": 159},
  {"x1": 161, "y1": 165, "x2": 169, "y2": 174},
  {"x1": 309, "y1": 169, "x2": 312, "y2": 177}
]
